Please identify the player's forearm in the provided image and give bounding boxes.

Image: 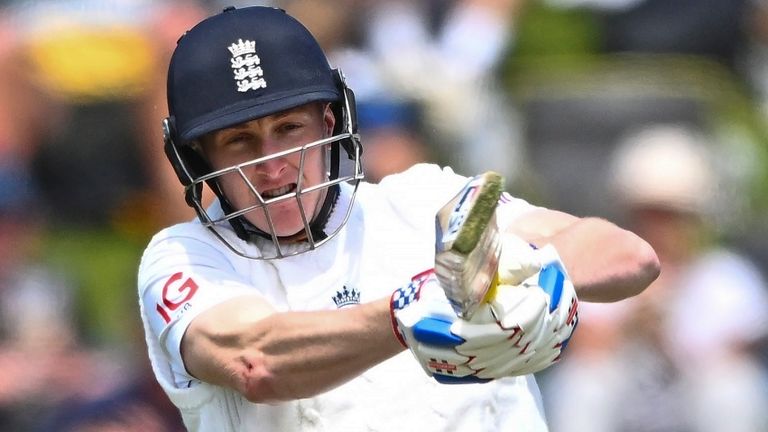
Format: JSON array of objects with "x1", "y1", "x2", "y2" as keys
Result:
[
  {"x1": 246, "y1": 299, "x2": 403, "y2": 402},
  {"x1": 185, "y1": 297, "x2": 403, "y2": 403},
  {"x1": 537, "y1": 217, "x2": 660, "y2": 302}
]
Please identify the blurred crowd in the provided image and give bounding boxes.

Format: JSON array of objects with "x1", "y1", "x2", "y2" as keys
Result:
[{"x1": 0, "y1": 0, "x2": 767, "y2": 431}]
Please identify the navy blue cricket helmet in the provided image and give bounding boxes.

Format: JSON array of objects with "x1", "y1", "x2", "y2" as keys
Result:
[{"x1": 163, "y1": 6, "x2": 362, "y2": 259}]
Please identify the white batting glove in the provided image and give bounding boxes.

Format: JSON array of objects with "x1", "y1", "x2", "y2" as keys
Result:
[
  {"x1": 497, "y1": 233, "x2": 558, "y2": 285},
  {"x1": 390, "y1": 270, "x2": 490, "y2": 384},
  {"x1": 451, "y1": 245, "x2": 579, "y2": 378}
]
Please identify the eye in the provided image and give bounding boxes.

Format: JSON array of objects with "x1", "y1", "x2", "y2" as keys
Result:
[
  {"x1": 277, "y1": 122, "x2": 303, "y2": 134},
  {"x1": 223, "y1": 133, "x2": 251, "y2": 147}
]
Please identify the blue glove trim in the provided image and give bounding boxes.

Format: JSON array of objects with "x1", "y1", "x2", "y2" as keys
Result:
[
  {"x1": 538, "y1": 264, "x2": 564, "y2": 313},
  {"x1": 433, "y1": 374, "x2": 492, "y2": 385},
  {"x1": 412, "y1": 317, "x2": 465, "y2": 347}
]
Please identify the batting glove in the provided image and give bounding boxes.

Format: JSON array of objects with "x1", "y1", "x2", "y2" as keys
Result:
[
  {"x1": 390, "y1": 269, "x2": 490, "y2": 384},
  {"x1": 451, "y1": 245, "x2": 579, "y2": 378},
  {"x1": 497, "y1": 233, "x2": 556, "y2": 285}
]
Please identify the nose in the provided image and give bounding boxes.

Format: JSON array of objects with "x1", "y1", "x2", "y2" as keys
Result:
[{"x1": 255, "y1": 139, "x2": 288, "y2": 179}]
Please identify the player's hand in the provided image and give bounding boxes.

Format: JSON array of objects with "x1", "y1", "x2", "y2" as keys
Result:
[
  {"x1": 451, "y1": 245, "x2": 579, "y2": 378},
  {"x1": 390, "y1": 270, "x2": 490, "y2": 384}
]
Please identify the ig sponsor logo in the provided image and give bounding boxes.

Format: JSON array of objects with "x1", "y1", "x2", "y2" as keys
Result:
[{"x1": 156, "y1": 272, "x2": 199, "y2": 324}]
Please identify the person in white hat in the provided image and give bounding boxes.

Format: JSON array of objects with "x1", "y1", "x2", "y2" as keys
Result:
[{"x1": 545, "y1": 124, "x2": 768, "y2": 432}]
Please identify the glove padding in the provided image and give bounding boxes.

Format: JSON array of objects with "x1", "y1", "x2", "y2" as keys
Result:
[
  {"x1": 451, "y1": 243, "x2": 579, "y2": 378},
  {"x1": 390, "y1": 269, "x2": 489, "y2": 384},
  {"x1": 497, "y1": 233, "x2": 558, "y2": 285},
  {"x1": 390, "y1": 242, "x2": 578, "y2": 383}
]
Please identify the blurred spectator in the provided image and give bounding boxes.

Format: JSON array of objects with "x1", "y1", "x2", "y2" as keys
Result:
[
  {"x1": 542, "y1": 124, "x2": 768, "y2": 432},
  {"x1": 275, "y1": 0, "x2": 429, "y2": 182},
  {"x1": 290, "y1": 0, "x2": 529, "y2": 185},
  {"x1": 0, "y1": 0, "x2": 205, "y2": 429},
  {"x1": 505, "y1": 1, "x2": 768, "y2": 255},
  {"x1": 39, "y1": 362, "x2": 185, "y2": 432},
  {"x1": 0, "y1": 0, "x2": 208, "y2": 349},
  {"x1": 356, "y1": 98, "x2": 432, "y2": 183},
  {"x1": 279, "y1": 0, "x2": 531, "y2": 184},
  {"x1": 0, "y1": 160, "x2": 120, "y2": 430},
  {"x1": 6, "y1": 0, "x2": 204, "y2": 229},
  {"x1": 274, "y1": 0, "x2": 428, "y2": 183},
  {"x1": 361, "y1": 0, "x2": 527, "y2": 184}
]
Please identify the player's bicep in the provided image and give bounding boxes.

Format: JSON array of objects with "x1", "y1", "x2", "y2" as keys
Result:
[{"x1": 181, "y1": 295, "x2": 276, "y2": 389}]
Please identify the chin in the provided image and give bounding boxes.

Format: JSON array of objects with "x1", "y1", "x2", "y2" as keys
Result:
[
  {"x1": 275, "y1": 224, "x2": 306, "y2": 238},
  {"x1": 247, "y1": 214, "x2": 307, "y2": 238},
  {"x1": 246, "y1": 194, "x2": 323, "y2": 238}
]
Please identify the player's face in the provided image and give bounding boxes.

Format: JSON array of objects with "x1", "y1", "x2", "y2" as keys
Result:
[{"x1": 200, "y1": 103, "x2": 335, "y2": 238}]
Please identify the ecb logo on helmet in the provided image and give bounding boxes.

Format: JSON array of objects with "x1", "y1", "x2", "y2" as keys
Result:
[{"x1": 228, "y1": 38, "x2": 267, "y2": 93}]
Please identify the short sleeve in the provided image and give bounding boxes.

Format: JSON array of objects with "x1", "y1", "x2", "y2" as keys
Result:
[{"x1": 138, "y1": 231, "x2": 265, "y2": 386}]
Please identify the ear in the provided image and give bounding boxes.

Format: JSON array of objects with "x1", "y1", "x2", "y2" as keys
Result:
[{"x1": 323, "y1": 103, "x2": 336, "y2": 137}]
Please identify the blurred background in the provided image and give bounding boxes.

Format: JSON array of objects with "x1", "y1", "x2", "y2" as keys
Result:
[{"x1": 0, "y1": 0, "x2": 767, "y2": 430}]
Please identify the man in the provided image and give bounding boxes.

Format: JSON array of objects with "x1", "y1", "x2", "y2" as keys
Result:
[{"x1": 138, "y1": 6, "x2": 660, "y2": 431}]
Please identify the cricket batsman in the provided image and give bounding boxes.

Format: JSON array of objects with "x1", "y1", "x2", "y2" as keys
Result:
[{"x1": 138, "y1": 6, "x2": 660, "y2": 431}]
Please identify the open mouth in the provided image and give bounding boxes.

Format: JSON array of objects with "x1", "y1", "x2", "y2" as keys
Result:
[{"x1": 261, "y1": 183, "x2": 297, "y2": 199}]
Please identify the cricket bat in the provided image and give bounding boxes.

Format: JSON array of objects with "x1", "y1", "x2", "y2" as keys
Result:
[{"x1": 434, "y1": 171, "x2": 504, "y2": 319}]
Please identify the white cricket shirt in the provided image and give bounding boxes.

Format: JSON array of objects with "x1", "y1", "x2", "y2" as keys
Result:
[{"x1": 138, "y1": 164, "x2": 549, "y2": 431}]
